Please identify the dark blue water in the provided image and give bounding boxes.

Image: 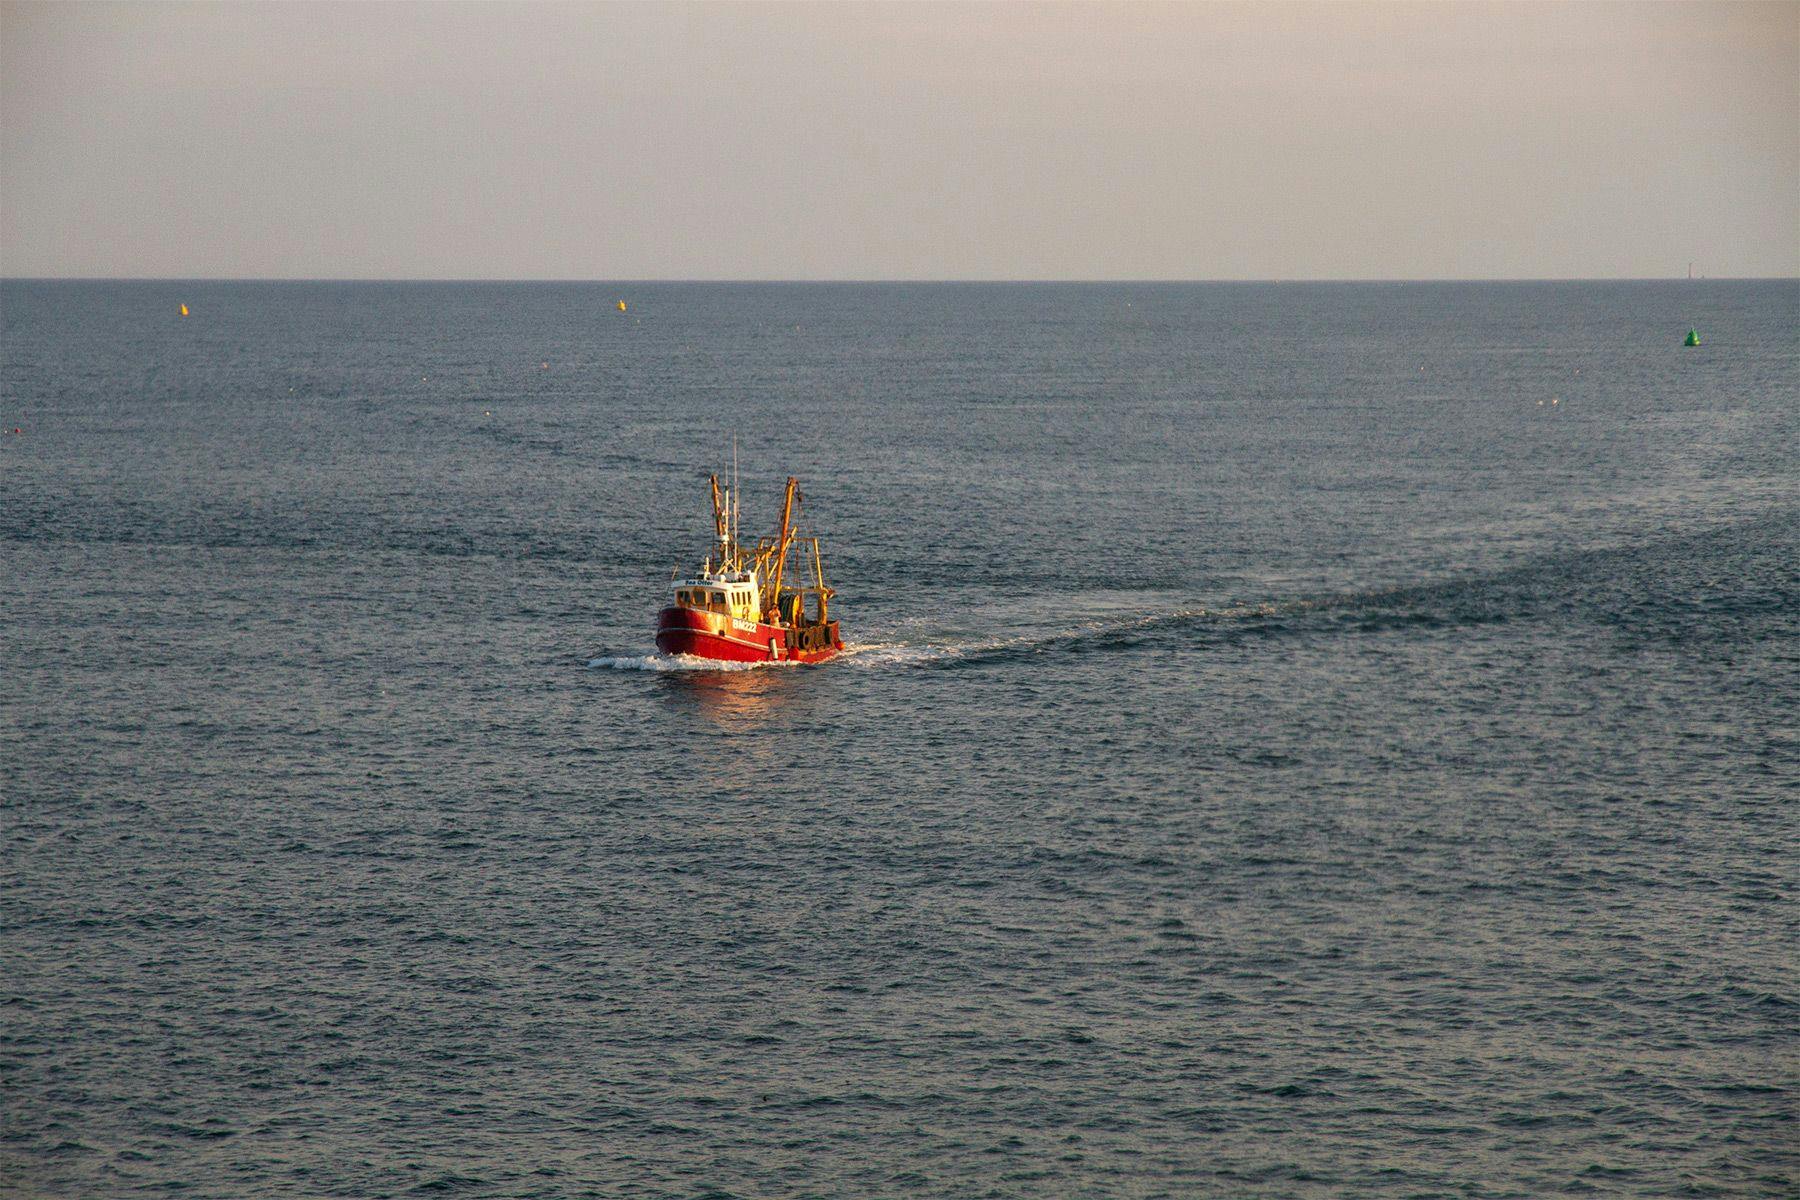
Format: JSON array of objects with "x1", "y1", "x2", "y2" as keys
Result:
[{"x1": 3, "y1": 280, "x2": 1795, "y2": 1198}]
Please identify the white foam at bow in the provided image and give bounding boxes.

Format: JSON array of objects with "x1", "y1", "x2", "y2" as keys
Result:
[{"x1": 587, "y1": 653, "x2": 792, "y2": 673}]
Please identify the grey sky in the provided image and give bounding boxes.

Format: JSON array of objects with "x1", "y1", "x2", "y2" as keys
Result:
[{"x1": 2, "y1": 1, "x2": 1794, "y2": 280}]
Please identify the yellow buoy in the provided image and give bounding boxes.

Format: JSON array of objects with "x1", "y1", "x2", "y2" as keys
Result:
[
  {"x1": 617, "y1": 300, "x2": 627, "y2": 312},
  {"x1": 179, "y1": 303, "x2": 189, "y2": 317}
]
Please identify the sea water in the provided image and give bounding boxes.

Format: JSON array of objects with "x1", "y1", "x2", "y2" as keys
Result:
[{"x1": 3, "y1": 280, "x2": 1795, "y2": 1197}]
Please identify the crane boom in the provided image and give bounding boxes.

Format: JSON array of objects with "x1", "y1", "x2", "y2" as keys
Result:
[{"x1": 764, "y1": 476, "x2": 799, "y2": 621}]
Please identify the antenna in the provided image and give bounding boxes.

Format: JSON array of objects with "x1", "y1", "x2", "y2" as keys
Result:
[{"x1": 731, "y1": 434, "x2": 739, "y2": 569}]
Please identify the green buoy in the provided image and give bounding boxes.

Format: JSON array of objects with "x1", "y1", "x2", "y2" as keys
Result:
[{"x1": 1684, "y1": 329, "x2": 1701, "y2": 346}]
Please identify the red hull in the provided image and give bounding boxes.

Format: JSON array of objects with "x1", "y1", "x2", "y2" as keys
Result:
[{"x1": 655, "y1": 606, "x2": 842, "y2": 665}]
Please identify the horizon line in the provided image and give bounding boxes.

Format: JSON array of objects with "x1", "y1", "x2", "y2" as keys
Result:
[{"x1": 3, "y1": 275, "x2": 1793, "y2": 285}]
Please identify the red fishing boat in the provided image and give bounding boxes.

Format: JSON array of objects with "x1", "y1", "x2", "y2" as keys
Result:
[{"x1": 655, "y1": 473, "x2": 843, "y2": 665}]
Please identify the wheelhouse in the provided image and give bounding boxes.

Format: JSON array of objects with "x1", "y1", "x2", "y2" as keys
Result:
[{"x1": 671, "y1": 571, "x2": 761, "y2": 621}]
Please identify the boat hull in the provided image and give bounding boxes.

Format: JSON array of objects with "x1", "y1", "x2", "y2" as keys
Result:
[{"x1": 655, "y1": 606, "x2": 841, "y2": 665}]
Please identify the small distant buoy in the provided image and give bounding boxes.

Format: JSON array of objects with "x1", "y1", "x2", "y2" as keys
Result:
[
  {"x1": 1551, "y1": 398, "x2": 1559, "y2": 406},
  {"x1": 1685, "y1": 329, "x2": 1701, "y2": 347},
  {"x1": 617, "y1": 300, "x2": 627, "y2": 312},
  {"x1": 541, "y1": 361, "x2": 549, "y2": 369},
  {"x1": 179, "y1": 304, "x2": 189, "y2": 317}
]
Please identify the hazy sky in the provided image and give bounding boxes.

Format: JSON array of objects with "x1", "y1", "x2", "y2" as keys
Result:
[{"x1": 2, "y1": 1, "x2": 1795, "y2": 280}]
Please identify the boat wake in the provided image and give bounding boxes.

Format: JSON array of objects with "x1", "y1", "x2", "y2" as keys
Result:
[
  {"x1": 833, "y1": 519, "x2": 1785, "y2": 671},
  {"x1": 837, "y1": 602, "x2": 1287, "y2": 670},
  {"x1": 836, "y1": 641, "x2": 963, "y2": 668},
  {"x1": 594, "y1": 593, "x2": 1437, "y2": 677}
]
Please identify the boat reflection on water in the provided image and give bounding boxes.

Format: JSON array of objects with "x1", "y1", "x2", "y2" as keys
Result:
[{"x1": 660, "y1": 663, "x2": 815, "y2": 734}]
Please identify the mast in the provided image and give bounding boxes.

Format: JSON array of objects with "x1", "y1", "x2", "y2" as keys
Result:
[
  {"x1": 708, "y1": 474, "x2": 729, "y2": 568},
  {"x1": 765, "y1": 476, "x2": 798, "y2": 622},
  {"x1": 812, "y1": 537, "x2": 828, "y2": 623}
]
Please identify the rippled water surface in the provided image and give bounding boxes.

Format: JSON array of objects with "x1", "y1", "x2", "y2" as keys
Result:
[{"x1": 3, "y1": 281, "x2": 1796, "y2": 1198}]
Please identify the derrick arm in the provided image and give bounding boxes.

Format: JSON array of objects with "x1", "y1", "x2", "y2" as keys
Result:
[{"x1": 764, "y1": 476, "x2": 799, "y2": 622}]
